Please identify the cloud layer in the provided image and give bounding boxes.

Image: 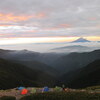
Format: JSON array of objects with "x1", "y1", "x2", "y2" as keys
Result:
[{"x1": 0, "y1": 0, "x2": 100, "y2": 38}]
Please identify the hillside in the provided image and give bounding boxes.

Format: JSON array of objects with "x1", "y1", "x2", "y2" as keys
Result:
[
  {"x1": 15, "y1": 60, "x2": 58, "y2": 77},
  {"x1": 0, "y1": 49, "x2": 100, "y2": 76},
  {"x1": 53, "y1": 49, "x2": 100, "y2": 74},
  {"x1": 60, "y1": 60, "x2": 100, "y2": 88},
  {"x1": 0, "y1": 49, "x2": 100, "y2": 89},
  {"x1": 0, "y1": 49, "x2": 60, "y2": 77},
  {"x1": 0, "y1": 49, "x2": 62, "y2": 65},
  {"x1": 0, "y1": 59, "x2": 55, "y2": 89}
]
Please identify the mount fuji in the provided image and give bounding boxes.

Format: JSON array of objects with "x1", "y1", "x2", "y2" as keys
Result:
[{"x1": 72, "y1": 37, "x2": 91, "y2": 42}]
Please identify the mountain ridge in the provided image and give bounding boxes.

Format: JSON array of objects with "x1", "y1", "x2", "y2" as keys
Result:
[
  {"x1": 0, "y1": 58, "x2": 55, "y2": 89},
  {"x1": 53, "y1": 49, "x2": 100, "y2": 74}
]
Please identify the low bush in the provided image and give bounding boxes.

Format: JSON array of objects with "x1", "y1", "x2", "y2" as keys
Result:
[
  {"x1": 0, "y1": 96, "x2": 16, "y2": 100},
  {"x1": 20, "y1": 91, "x2": 100, "y2": 100}
]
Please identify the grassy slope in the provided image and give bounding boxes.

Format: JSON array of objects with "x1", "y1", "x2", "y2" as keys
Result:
[
  {"x1": 67, "y1": 60, "x2": 100, "y2": 88},
  {"x1": 0, "y1": 59, "x2": 55, "y2": 89},
  {"x1": 54, "y1": 49, "x2": 100, "y2": 74},
  {"x1": 20, "y1": 92, "x2": 100, "y2": 100}
]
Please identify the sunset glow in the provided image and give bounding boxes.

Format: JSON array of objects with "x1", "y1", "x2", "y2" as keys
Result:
[
  {"x1": 0, "y1": 0, "x2": 99, "y2": 45},
  {"x1": 0, "y1": 13, "x2": 33, "y2": 22},
  {"x1": 0, "y1": 36, "x2": 99, "y2": 45},
  {"x1": 0, "y1": 37, "x2": 76, "y2": 45}
]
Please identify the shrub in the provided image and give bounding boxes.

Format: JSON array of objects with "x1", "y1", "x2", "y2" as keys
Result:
[
  {"x1": 0, "y1": 96, "x2": 16, "y2": 100},
  {"x1": 20, "y1": 92, "x2": 100, "y2": 100},
  {"x1": 86, "y1": 86, "x2": 100, "y2": 90}
]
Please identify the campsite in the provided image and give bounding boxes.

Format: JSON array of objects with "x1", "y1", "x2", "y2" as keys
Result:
[{"x1": 0, "y1": 86, "x2": 100, "y2": 100}]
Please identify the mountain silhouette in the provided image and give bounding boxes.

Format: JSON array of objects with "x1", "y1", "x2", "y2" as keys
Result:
[
  {"x1": 53, "y1": 49, "x2": 100, "y2": 74},
  {"x1": 61, "y1": 60, "x2": 100, "y2": 88},
  {"x1": 0, "y1": 58, "x2": 55, "y2": 89},
  {"x1": 72, "y1": 37, "x2": 90, "y2": 42}
]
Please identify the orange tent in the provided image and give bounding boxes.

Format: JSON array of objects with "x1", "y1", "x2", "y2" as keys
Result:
[{"x1": 21, "y1": 89, "x2": 28, "y2": 95}]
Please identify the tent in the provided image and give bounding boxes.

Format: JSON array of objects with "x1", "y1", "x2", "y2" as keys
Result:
[
  {"x1": 42, "y1": 87, "x2": 49, "y2": 92},
  {"x1": 31, "y1": 88, "x2": 36, "y2": 94},
  {"x1": 21, "y1": 89, "x2": 28, "y2": 95},
  {"x1": 17, "y1": 87, "x2": 25, "y2": 90},
  {"x1": 54, "y1": 86, "x2": 62, "y2": 92}
]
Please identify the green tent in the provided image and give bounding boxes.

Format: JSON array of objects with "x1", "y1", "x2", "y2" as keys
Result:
[
  {"x1": 54, "y1": 86, "x2": 62, "y2": 92},
  {"x1": 30, "y1": 88, "x2": 37, "y2": 94}
]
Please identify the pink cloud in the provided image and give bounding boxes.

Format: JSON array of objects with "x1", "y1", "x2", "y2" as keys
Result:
[
  {"x1": 58, "y1": 24, "x2": 72, "y2": 28},
  {"x1": 0, "y1": 13, "x2": 33, "y2": 22},
  {"x1": 32, "y1": 12, "x2": 47, "y2": 19},
  {"x1": 88, "y1": 17, "x2": 97, "y2": 21}
]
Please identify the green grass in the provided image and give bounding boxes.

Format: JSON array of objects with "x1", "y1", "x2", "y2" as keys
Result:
[
  {"x1": 20, "y1": 91, "x2": 100, "y2": 100},
  {"x1": 86, "y1": 85, "x2": 100, "y2": 90}
]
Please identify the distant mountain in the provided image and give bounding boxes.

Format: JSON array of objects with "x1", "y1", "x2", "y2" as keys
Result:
[
  {"x1": 53, "y1": 49, "x2": 100, "y2": 74},
  {"x1": 0, "y1": 49, "x2": 62, "y2": 64},
  {"x1": 0, "y1": 49, "x2": 100, "y2": 76},
  {"x1": 61, "y1": 60, "x2": 100, "y2": 88},
  {"x1": 51, "y1": 45, "x2": 91, "y2": 53},
  {"x1": 0, "y1": 48, "x2": 100, "y2": 89},
  {"x1": 0, "y1": 58, "x2": 55, "y2": 89},
  {"x1": 72, "y1": 38, "x2": 90, "y2": 42},
  {"x1": 0, "y1": 48, "x2": 100, "y2": 76},
  {"x1": 2, "y1": 49, "x2": 40, "y2": 61},
  {"x1": 0, "y1": 49, "x2": 60, "y2": 77},
  {"x1": 52, "y1": 45, "x2": 89, "y2": 50}
]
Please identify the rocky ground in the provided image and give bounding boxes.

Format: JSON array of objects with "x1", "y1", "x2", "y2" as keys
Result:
[{"x1": 0, "y1": 88, "x2": 100, "y2": 100}]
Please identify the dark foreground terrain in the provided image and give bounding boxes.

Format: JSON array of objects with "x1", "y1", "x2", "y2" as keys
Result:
[
  {"x1": 0, "y1": 86, "x2": 100, "y2": 100},
  {"x1": 20, "y1": 92, "x2": 100, "y2": 100},
  {"x1": 0, "y1": 91, "x2": 100, "y2": 100}
]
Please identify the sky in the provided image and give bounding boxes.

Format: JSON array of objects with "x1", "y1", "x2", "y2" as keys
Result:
[{"x1": 0, "y1": 0, "x2": 100, "y2": 44}]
